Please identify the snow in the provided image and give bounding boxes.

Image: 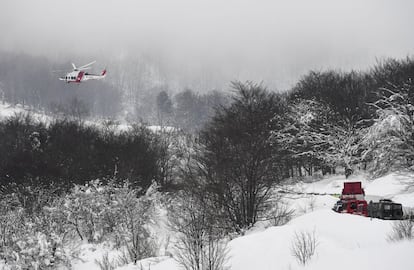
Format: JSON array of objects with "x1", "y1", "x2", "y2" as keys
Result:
[
  {"x1": 365, "y1": 172, "x2": 412, "y2": 198},
  {"x1": 0, "y1": 102, "x2": 48, "y2": 121},
  {"x1": 147, "y1": 125, "x2": 176, "y2": 133},
  {"x1": 0, "y1": 101, "x2": 175, "y2": 133},
  {"x1": 71, "y1": 244, "x2": 113, "y2": 270},
  {"x1": 229, "y1": 210, "x2": 412, "y2": 270},
  {"x1": 65, "y1": 172, "x2": 414, "y2": 270},
  {"x1": 115, "y1": 257, "x2": 177, "y2": 270},
  {"x1": 105, "y1": 209, "x2": 414, "y2": 270}
]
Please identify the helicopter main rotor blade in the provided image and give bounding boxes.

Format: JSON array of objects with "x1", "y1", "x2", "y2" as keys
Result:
[
  {"x1": 78, "y1": 61, "x2": 96, "y2": 70},
  {"x1": 71, "y1": 63, "x2": 77, "y2": 70},
  {"x1": 51, "y1": 69, "x2": 71, "y2": 73}
]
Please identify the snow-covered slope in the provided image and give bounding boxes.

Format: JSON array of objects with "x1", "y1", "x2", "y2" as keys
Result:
[
  {"x1": 230, "y1": 209, "x2": 413, "y2": 270},
  {"x1": 0, "y1": 101, "x2": 176, "y2": 133},
  {"x1": 103, "y1": 172, "x2": 414, "y2": 270},
  {"x1": 0, "y1": 102, "x2": 48, "y2": 121}
]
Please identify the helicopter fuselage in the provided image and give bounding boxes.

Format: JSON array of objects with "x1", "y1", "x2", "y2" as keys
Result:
[
  {"x1": 60, "y1": 71, "x2": 84, "y2": 83},
  {"x1": 59, "y1": 69, "x2": 106, "y2": 83}
]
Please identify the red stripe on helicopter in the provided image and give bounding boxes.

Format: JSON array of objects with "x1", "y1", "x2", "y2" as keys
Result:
[{"x1": 76, "y1": 71, "x2": 85, "y2": 82}]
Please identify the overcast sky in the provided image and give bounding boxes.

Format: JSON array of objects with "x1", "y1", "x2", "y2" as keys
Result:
[{"x1": 2, "y1": 0, "x2": 414, "y2": 90}]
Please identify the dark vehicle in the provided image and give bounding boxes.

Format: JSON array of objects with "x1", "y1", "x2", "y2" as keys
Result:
[{"x1": 368, "y1": 199, "x2": 403, "y2": 220}]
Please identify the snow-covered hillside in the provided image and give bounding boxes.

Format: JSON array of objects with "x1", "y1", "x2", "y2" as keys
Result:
[
  {"x1": 0, "y1": 102, "x2": 48, "y2": 121},
  {"x1": 69, "y1": 173, "x2": 414, "y2": 270},
  {"x1": 229, "y1": 210, "x2": 413, "y2": 270},
  {"x1": 0, "y1": 101, "x2": 175, "y2": 133},
  {"x1": 1, "y1": 102, "x2": 413, "y2": 270}
]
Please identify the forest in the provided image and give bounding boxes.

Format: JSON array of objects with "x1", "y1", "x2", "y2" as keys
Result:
[{"x1": 1, "y1": 55, "x2": 414, "y2": 268}]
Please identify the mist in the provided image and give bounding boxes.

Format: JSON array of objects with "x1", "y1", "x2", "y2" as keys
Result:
[{"x1": 1, "y1": 0, "x2": 414, "y2": 90}]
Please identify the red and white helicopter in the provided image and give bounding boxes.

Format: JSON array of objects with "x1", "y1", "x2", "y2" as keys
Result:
[{"x1": 58, "y1": 61, "x2": 106, "y2": 83}]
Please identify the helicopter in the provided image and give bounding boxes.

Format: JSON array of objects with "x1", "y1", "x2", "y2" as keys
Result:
[{"x1": 58, "y1": 61, "x2": 106, "y2": 83}]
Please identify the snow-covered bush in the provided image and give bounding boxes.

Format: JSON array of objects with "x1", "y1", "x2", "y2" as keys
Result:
[
  {"x1": 113, "y1": 186, "x2": 157, "y2": 264},
  {"x1": 290, "y1": 230, "x2": 318, "y2": 266},
  {"x1": 388, "y1": 219, "x2": 414, "y2": 242},
  {"x1": 0, "y1": 194, "x2": 78, "y2": 269},
  {"x1": 58, "y1": 180, "x2": 116, "y2": 243},
  {"x1": 52, "y1": 179, "x2": 158, "y2": 258},
  {"x1": 266, "y1": 199, "x2": 295, "y2": 226},
  {"x1": 170, "y1": 194, "x2": 229, "y2": 270},
  {"x1": 95, "y1": 252, "x2": 120, "y2": 270},
  {"x1": 0, "y1": 195, "x2": 25, "y2": 264},
  {"x1": 1, "y1": 179, "x2": 160, "y2": 269},
  {"x1": 5, "y1": 229, "x2": 75, "y2": 269}
]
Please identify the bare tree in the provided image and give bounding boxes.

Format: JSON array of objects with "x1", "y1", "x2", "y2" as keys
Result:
[{"x1": 199, "y1": 81, "x2": 288, "y2": 231}]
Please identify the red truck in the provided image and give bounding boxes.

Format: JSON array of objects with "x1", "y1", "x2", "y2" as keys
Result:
[
  {"x1": 333, "y1": 182, "x2": 368, "y2": 216},
  {"x1": 333, "y1": 181, "x2": 404, "y2": 219}
]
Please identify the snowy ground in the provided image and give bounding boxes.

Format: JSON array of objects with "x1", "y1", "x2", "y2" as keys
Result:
[
  {"x1": 0, "y1": 102, "x2": 48, "y2": 121},
  {"x1": 72, "y1": 172, "x2": 414, "y2": 270},
  {"x1": 0, "y1": 101, "x2": 175, "y2": 133}
]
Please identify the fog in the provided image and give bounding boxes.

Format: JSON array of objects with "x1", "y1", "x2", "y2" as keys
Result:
[{"x1": 1, "y1": 0, "x2": 414, "y2": 90}]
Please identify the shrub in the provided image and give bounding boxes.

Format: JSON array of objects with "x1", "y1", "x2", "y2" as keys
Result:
[
  {"x1": 1, "y1": 180, "x2": 159, "y2": 269},
  {"x1": 290, "y1": 230, "x2": 318, "y2": 266},
  {"x1": 170, "y1": 194, "x2": 229, "y2": 270},
  {"x1": 267, "y1": 200, "x2": 294, "y2": 227},
  {"x1": 388, "y1": 219, "x2": 414, "y2": 242},
  {"x1": 0, "y1": 195, "x2": 78, "y2": 269},
  {"x1": 113, "y1": 186, "x2": 157, "y2": 264},
  {"x1": 95, "y1": 252, "x2": 120, "y2": 270}
]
